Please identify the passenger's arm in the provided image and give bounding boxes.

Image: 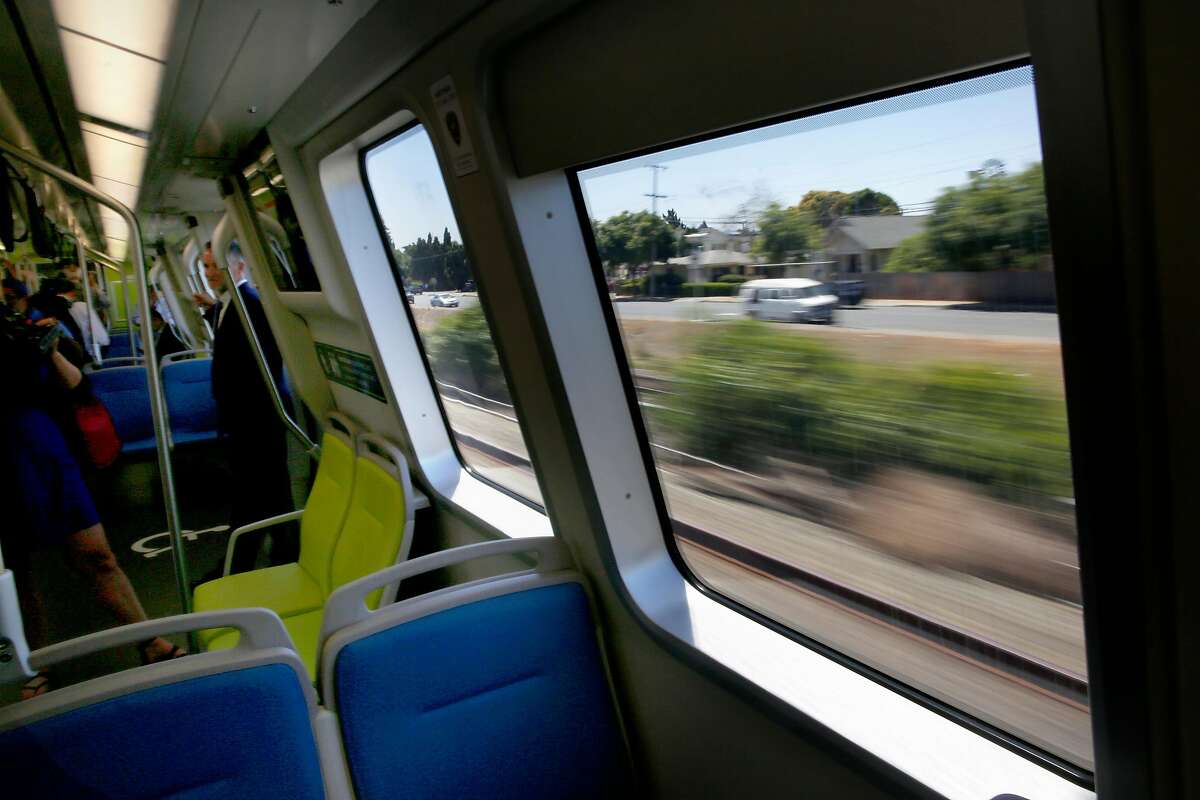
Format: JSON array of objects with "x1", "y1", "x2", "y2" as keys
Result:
[{"x1": 48, "y1": 349, "x2": 83, "y2": 390}]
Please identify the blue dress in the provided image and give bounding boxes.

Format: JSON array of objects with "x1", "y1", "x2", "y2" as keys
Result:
[{"x1": 0, "y1": 405, "x2": 100, "y2": 551}]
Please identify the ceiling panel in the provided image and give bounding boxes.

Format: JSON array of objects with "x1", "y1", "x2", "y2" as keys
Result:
[{"x1": 189, "y1": 0, "x2": 376, "y2": 160}]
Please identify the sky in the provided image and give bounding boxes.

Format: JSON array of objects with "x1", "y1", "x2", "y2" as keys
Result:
[
  {"x1": 364, "y1": 125, "x2": 464, "y2": 250},
  {"x1": 580, "y1": 67, "x2": 1044, "y2": 229},
  {"x1": 364, "y1": 67, "x2": 1044, "y2": 246}
]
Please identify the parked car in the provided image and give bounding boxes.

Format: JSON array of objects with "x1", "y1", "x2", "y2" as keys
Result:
[
  {"x1": 406, "y1": 289, "x2": 415, "y2": 304},
  {"x1": 462, "y1": 280, "x2": 476, "y2": 292},
  {"x1": 430, "y1": 293, "x2": 460, "y2": 308},
  {"x1": 738, "y1": 278, "x2": 838, "y2": 323},
  {"x1": 832, "y1": 279, "x2": 866, "y2": 306}
]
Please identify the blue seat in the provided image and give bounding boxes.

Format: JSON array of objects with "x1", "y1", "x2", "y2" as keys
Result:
[
  {"x1": 0, "y1": 609, "x2": 326, "y2": 800},
  {"x1": 87, "y1": 365, "x2": 156, "y2": 453},
  {"x1": 320, "y1": 537, "x2": 632, "y2": 800},
  {"x1": 162, "y1": 357, "x2": 218, "y2": 446},
  {"x1": 105, "y1": 331, "x2": 139, "y2": 359}
]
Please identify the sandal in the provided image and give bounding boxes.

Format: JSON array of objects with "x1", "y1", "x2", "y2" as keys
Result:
[
  {"x1": 137, "y1": 638, "x2": 188, "y2": 666},
  {"x1": 20, "y1": 669, "x2": 52, "y2": 701}
]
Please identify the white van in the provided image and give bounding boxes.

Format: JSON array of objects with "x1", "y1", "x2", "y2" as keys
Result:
[{"x1": 738, "y1": 278, "x2": 839, "y2": 323}]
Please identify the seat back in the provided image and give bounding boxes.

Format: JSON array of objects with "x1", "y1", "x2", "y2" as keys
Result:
[
  {"x1": 87, "y1": 365, "x2": 155, "y2": 452},
  {"x1": 328, "y1": 433, "x2": 415, "y2": 608},
  {"x1": 161, "y1": 356, "x2": 217, "y2": 445},
  {"x1": 299, "y1": 412, "x2": 360, "y2": 596},
  {"x1": 0, "y1": 610, "x2": 326, "y2": 800},
  {"x1": 321, "y1": 537, "x2": 631, "y2": 800}
]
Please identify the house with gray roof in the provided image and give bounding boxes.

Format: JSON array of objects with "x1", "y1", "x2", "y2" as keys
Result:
[{"x1": 824, "y1": 215, "x2": 928, "y2": 273}]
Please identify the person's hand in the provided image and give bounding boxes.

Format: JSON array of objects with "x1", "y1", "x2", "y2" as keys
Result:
[
  {"x1": 34, "y1": 316, "x2": 57, "y2": 327},
  {"x1": 193, "y1": 292, "x2": 215, "y2": 308}
]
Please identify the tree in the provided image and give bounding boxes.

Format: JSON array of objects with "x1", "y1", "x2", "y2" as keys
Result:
[
  {"x1": 798, "y1": 188, "x2": 900, "y2": 228},
  {"x1": 753, "y1": 203, "x2": 820, "y2": 262},
  {"x1": 663, "y1": 208, "x2": 685, "y2": 229},
  {"x1": 593, "y1": 211, "x2": 678, "y2": 275},
  {"x1": 399, "y1": 229, "x2": 472, "y2": 289},
  {"x1": 883, "y1": 232, "x2": 940, "y2": 272},
  {"x1": 923, "y1": 162, "x2": 1049, "y2": 271}
]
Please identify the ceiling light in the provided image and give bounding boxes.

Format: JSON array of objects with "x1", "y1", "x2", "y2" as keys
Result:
[
  {"x1": 92, "y1": 176, "x2": 139, "y2": 211},
  {"x1": 59, "y1": 29, "x2": 164, "y2": 132},
  {"x1": 51, "y1": 0, "x2": 176, "y2": 62},
  {"x1": 81, "y1": 122, "x2": 148, "y2": 187}
]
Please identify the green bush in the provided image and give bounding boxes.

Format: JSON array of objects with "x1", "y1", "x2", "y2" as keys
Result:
[
  {"x1": 681, "y1": 282, "x2": 739, "y2": 296},
  {"x1": 424, "y1": 305, "x2": 510, "y2": 401},
  {"x1": 659, "y1": 321, "x2": 1071, "y2": 501},
  {"x1": 616, "y1": 278, "x2": 645, "y2": 296},
  {"x1": 647, "y1": 270, "x2": 684, "y2": 297}
]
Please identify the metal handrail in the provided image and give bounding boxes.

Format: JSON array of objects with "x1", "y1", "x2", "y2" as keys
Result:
[
  {"x1": 86, "y1": 245, "x2": 139, "y2": 357},
  {"x1": 211, "y1": 202, "x2": 319, "y2": 459},
  {"x1": 71, "y1": 235, "x2": 102, "y2": 362},
  {"x1": 0, "y1": 137, "x2": 192, "y2": 612}
]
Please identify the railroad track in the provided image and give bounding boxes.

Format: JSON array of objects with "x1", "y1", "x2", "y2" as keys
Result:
[
  {"x1": 672, "y1": 520, "x2": 1088, "y2": 709},
  {"x1": 442, "y1": 386, "x2": 1089, "y2": 709}
]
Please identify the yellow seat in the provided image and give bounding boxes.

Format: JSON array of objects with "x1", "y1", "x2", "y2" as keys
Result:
[
  {"x1": 193, "y1": 413, "x2": 359, "y2": 642},
  {"x1": 208, "y1": 609, "x2": 323, "y2": 680},
  {"x1": 201, "y1": 430, "x2": 420, "y2": 681},
  {"x1": 193, "y1": 564, "x2": 323, "y2": 646}
]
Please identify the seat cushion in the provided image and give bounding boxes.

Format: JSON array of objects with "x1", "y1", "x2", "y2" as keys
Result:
[
  {"x1": 0, "y1": 664, "x2": 324, "y2": 799},
  {"x1": 193, "y1": 563, "x2": 323, "y2": 646},
  {"x1": 334, "y1": 582, "x2": 630, "y2": 799},
  {"x1": 208, "y1": 610, "x2": 322, "y2": 682}
]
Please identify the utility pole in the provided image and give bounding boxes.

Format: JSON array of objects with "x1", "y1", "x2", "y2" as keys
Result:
[{"x1": 645, "y1": 164, "x2": 668, "y2": 291}]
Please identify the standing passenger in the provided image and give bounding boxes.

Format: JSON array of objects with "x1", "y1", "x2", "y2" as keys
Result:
[
  {"x1": 192, "y1": 243, "x2": 296, "y2": 576},
  {"x1": 0, "y1": 310, "x2": 185, "y2": 698}
]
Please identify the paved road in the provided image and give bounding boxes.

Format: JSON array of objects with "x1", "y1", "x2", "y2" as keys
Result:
[
  {"x1": 415, "y1": 293, "x2": 1059, "y2": 341},
  {"x1": 612, "y1": 298, "x2": 1061, "y2": 341}
]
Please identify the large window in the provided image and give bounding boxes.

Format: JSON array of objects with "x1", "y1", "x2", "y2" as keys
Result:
[
  {"x1": 576, "y1": 66, "x2": 1090, "y2": 771},
  {"x1": 362, "y1": 124, "x2": 541, "y2": 505}
]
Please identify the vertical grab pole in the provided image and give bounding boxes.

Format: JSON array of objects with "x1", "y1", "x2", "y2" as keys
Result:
[
  {"x1": 74, "y1": 235, "x2": 100, "y2": 362},
  {"x1": 88, "y1": 246, "x2": 139, "y2": 358},
  {"x1": 0, "y1": 138, "x2": 193, "y2": 613}
]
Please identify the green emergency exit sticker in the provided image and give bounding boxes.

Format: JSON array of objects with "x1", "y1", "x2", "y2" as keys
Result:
[{"x1": 314, "y1": 343, "x2": 386, "y2": 402}]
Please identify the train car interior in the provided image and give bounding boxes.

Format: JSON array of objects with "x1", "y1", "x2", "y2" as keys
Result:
[{"x1": 0, "y1": 1, "x2": 1195, "y2": 798}]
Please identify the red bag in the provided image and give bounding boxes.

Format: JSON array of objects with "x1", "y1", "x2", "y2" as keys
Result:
[{"x1": 74, "y1": 396, "x2": 122, "y2": 469}]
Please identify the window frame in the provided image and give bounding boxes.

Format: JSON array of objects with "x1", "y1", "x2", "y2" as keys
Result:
[
  {"x1": 357, "y1": 119, "x2": 546, "y2": 514},
  {"x1": 566, "y1": 57, "x2": 1091, "y2": 786}
]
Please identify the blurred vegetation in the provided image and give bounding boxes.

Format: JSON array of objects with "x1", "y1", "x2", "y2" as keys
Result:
[
  {"x1": 798, "y1": 188, "x2": 900, "y2": 228},
  {"x1": 425, "y1": 310, "x2": 1071, "y2": 506},
  {"x1": 424, "y1": 305, "x2": 511, "y2": 401},
  {"x1": 658, "y1": 321, "x2": 1071, "y2": 502},
  {"x1": 889, "y1": 161, "x2": 1050, "y2": 272}
]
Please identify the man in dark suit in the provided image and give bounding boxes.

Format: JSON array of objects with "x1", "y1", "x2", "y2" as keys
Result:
[
  {"x1": 150, "y1": 309, "x2": 187, "y2": 362},
  {"x1": 194, "y1": 242, "x2": 297, "y2": 574}
]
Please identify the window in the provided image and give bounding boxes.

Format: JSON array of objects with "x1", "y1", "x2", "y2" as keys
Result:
[
  {"x1": 243, "y1": 146, "x2": 321, "y2": 292},
  {"x1": 577, "y1": 65, "x2": 1090, "y2": 771},
  {"x1": 362, "y1": 124, "x2": 541, "y2": 505}
]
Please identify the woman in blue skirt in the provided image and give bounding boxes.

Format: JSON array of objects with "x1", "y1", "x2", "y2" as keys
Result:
[{"x1": 0, "y1": 307, "x2": 185, "y2": 699}]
